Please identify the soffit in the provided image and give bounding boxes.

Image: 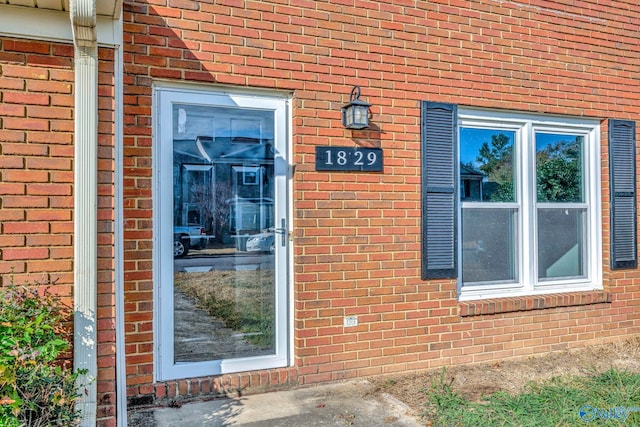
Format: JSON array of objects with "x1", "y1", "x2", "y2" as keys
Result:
[{"x1": 0, "y1": 0, "x2": 121, "y2": 18}]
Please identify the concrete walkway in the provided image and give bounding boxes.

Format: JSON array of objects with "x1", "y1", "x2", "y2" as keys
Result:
[{"x1": 129, "y1": 379, "x2": 424, "y2": 426}]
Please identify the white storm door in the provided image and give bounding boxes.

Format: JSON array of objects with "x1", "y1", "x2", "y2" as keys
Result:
[{"x1": 155, "y1": 87, "x2": 290, "y2": 381}]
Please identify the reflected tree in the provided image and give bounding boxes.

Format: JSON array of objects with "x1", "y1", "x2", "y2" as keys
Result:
[
  {"x1": 476, "y1": 133, "x2": 514, "y2": 202},
  {"x1": 214, "y1": 181, "x2": 233, "y2": 241},
  {"x1": 472, "y1": 134, "x2": 582, "y2": 203},
  {"x1": 189, "y1": 183, "x2": 214, "y2": 232},
  {"x1": 536, "y1": 138, "x2": 582, "y2": 202}
]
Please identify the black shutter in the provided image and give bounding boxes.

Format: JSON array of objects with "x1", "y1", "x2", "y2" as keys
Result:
[
  {"x1": 609, "y1": 119, "x2": 637, "y2": 269},
  {"x1": 421, "y1": 102, "x2": 458, "y2": 279}
]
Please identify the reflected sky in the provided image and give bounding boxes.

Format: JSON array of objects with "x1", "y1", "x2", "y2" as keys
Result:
[
  {"x1": 536, "y1": 132, "x2": 579, "y2": 150},
  {"x1": 460, "y1": 128, "x2": 515, "y2": 169}
]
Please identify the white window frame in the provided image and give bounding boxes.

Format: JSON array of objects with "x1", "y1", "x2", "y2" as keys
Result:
[{"x1": 457, "y1": 109, "x2": 602, "y2": 301}]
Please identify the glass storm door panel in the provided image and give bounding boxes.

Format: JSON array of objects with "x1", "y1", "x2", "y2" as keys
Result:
[{"x1": 156, "y1": 88, "x2": 289, "y2": 380}]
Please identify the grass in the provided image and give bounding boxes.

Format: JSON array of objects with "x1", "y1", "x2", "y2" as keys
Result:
[
  {"x1": 174, "y1": 269, "x2": 275, "y2": 348},
  {"x1": 424, "y1": 367, "x2": 640, "y2": 426}
]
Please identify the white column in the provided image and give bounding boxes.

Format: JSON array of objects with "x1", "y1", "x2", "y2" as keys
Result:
[{"x1": 70, "y1": 1, "x2": 98, "y2": 426}]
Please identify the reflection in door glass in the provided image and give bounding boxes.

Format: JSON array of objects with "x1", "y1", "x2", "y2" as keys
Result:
[{"x1": 172, "y1": 104, "x2": 276, "y2": 362}]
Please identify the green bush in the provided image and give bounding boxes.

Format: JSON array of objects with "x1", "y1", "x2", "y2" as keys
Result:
[{"x1": 0, "y1": 285, "x2": 86, "y2": 427}]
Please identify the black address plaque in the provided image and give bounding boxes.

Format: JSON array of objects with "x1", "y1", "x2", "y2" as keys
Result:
[{"x1": 315, "y1": 146, "x2": 383, "y2": 172}]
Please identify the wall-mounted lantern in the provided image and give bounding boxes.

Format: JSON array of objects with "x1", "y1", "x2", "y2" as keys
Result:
[{"x1": 341, "y1": 85, "x2": 371, "y2": 130}]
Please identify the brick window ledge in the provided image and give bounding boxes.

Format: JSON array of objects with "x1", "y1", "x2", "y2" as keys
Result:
[{"x1": 459, "y1": 290, "x2": 612, "y2": 317}]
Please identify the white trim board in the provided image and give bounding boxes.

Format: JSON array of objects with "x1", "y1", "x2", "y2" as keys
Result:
[{"x1": 0, "y1": 4, "x2": 119, "y2": 46}]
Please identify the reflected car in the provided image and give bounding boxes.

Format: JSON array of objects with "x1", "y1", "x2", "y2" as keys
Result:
[
  {"x1": 173, "y1": 233, "x2": 190, "y2": 258},
  {"x1": 246, "y1": 231, "x2": 275, "y2": 253},
  {"x1": 173, "y1": 225, "x2": 207, "y2": 250}
]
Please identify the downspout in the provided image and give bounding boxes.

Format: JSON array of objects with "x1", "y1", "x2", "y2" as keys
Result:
[
  {"x1": 70, "y1": 1, "x2": 98, "y2": 426},
  {"x1": 113, "y1": 12, "x2": 128, "y2": 427}
]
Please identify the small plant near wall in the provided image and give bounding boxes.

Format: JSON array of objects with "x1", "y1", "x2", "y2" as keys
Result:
[{"x1": 0, "y1": 285, "x2": 86, "y2": 427}]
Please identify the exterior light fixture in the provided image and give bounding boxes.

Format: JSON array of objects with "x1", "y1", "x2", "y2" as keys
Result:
[{"x1": 341, "y1": 85, "x2": 371, "y2": 129}]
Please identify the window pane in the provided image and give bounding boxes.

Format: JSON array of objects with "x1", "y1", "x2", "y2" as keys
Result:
[
  {"x1": 536, "y1": 133, "x2": 584, "y2": 202},
  {"x1": 173, "y1": 103, "x2": 276, "y2": 362},
  {"x1": 537, "y1": 208, "x2": 586, "y2": 280},
  {"x1": 460, "y1": 128, "x2": 516, "y2": 202},
  {"x1": 462, "y1": 208, "x2": 518, "y2": 284}
]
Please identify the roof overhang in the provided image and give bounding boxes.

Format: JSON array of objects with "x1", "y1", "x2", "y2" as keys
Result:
[
  {"x1": 0, "y1": 1, "x2": 121, "y2": 46},
  {"x1": 0, "y1": 0, "x2": 121, "y2": 18}
]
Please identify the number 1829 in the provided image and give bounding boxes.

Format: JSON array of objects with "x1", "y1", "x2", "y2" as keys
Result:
[{"x1": 315, "y1": 147, "x2": 383, "y2": 172}]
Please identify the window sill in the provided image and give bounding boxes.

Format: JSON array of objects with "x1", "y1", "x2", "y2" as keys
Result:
[{"x1": 459, "y1": 290, "x2": 611, "y2": 317}]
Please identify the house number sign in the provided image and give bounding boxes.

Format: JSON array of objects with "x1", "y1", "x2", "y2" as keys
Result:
[{"x1": 315, "y1": 146, "x2": 383, "y2": 172}]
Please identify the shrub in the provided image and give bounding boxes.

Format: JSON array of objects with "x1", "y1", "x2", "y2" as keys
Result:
[{"x1": 0, "y1": 285, "x2": 86, "y2": 427}]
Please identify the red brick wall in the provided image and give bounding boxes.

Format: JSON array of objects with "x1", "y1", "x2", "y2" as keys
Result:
[
  {"x1": 0, "y1": 39, "x2": 75, "y2": 290},
  {"x1": 0, "y1": 38, "x2": 117, "y2": 426},
  {"x1": 122, "y1": 0, "x2": 640, "y2": 405}
]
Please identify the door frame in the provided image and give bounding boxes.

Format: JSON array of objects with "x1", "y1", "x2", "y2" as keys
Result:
[{"x1": 153, "y1": 84, "x2": 292, "y2": 381}]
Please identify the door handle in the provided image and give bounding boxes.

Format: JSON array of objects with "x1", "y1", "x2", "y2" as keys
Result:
[{"x1": 273, "y1": 218, "x2": 287, "y2": 246}]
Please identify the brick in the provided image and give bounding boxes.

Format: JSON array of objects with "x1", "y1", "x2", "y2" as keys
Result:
[
  {"x1": 27, "y1": 106, "x2": 72, "y2": 119},
  {"x1": 0, "y1": 235, "x2": 24, "y2": 247},
  {"x1": 26, "y1": 157, "x2": 72, "y2": 170},
  {"x1": 0, "y1": 130, "x2": 26, "y2": 143},
  {"x1": 0, "y1": 157, "x2": 24, "y2": 171},
  {"x1": 26, "y1": 184, "x2": 71, "y2": 196},
  {"x1": 26, "y1": 259, "x2": 72, "y2": 272},
  {"x1": 3, "y1": 40, "x2": 50, "y2": 55},
  {"x1": 3, "y1": 92, "x2": 50, "y2": 105},
  {"x1": 1, "y1": 247, "x2": 48, "y2": 261},
  {"x1": 26, "y1": 80, "x2": 72, "y2": 94},
  {"x1": 3, "y1": 222, "x2": 49, "y2": 234},
  {"x1": 1, "y1": 64, "x2": 48, "y2": 79},
  {"x1": 3, "y1": 117, "x2": 50, "y2": 132},
  {"x1": 2, "y1": 142, "x2": 48, "y2": 156},
  {"x1": 27, "y1": 54, "x2": 72, "y2": 68},
  {"x1": 0, "y1": 183, "x2": 25, "y2": 195},
  {"x1": 0, "y1": 261, "x2": 26, "y2": 275},
  {"x1": 26, "y1": 210, "x2": 71, "y2": 221},
  {"x1": 2, "y1": 170, "x2": 48, "y2": 183},
  {"x1": 0, "y1": 104, "x2": 25, "y2": 116},
  {"x1": 26, "y1": 234, "x2": 70, "y2": 246}
]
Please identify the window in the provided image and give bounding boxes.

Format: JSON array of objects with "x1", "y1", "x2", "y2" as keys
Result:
[
  {"x1": 458, "y1": 111, "x2": 602, "y2": 299},
  {"x1": 421, "y1": 103, "x2": 620, "y2": 300}
]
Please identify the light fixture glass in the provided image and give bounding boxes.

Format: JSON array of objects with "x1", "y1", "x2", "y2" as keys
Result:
[{"x1": 341, "y1": 85, "x2": 371, "y2": 130}]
